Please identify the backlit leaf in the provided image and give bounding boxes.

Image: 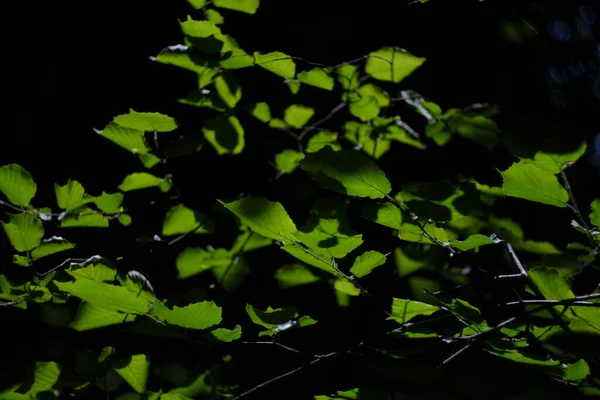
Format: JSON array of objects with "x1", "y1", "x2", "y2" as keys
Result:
[
  {"x1": 153, "y1": 301, "x2": 222, "y2": 329},
  {"x1": 500, "y1": 161, "x2": 569, "y2": 208},
  {"x1": 114, "y1": 354, "x2": 150, "y2": 393},
  {"x1": 297, "y1": 68, "x2": 334, "y2": 90},
  {"x1": 203, "y1": 115, "x2": 245, "y2": 155},
  {"x1": 114, "y1": 110, "x2": 177, "y2": 132},
  {"x1": 214, "y1": 0, "x2": 260, "y2": 14},
  {"x1": 31, "y1": 237, "x2": 75, "y2": 260},
  {"x1": 388, "y1": 298, "x2": 441, "y2": 324},
  {"x1": 274, "y1": 263, "x2": 320, "y2": 288},
  {"x1": 162, "y1": 205, "x2": 213, "y2": 236},
  {"x1": 365, "y1": 47, "x2": 425, "y2": 83},
  {"x1": 254, "y1": 51, "x2": 295, "y2": 79},
  {"x1": 2, "y1": 213, "x2": 44, "y2": 252},
  {"x1": 0, "y1": 164, "x2": 37, "y2": 206},
  {"x1": 350, "y1": 250, "x2": 387, "y2": 278},
  {"x1": 118, "y1": 172, "x2": 171, "y2": 192},
  {"x1": 284, "y1": 104, "x2": 314, "y2": 128},
  {"x1": 275, "y1": 150, "x2": 304, "y2": 173}
]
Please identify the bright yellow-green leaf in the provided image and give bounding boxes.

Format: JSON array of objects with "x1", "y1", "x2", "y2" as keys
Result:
[
  {"x1": 209, "y1": 326, "x2": 242, "y2": 342},
  {"x1": 180, "y1": 18, "x2": 225, "y2": 53},
  {"x1": 54, "y1": 180, "x2": 87, "y2": 210},
  {"x1": 336, "y1": 64, "x2": 360, "y2": 91},
  {"x1": 31, "y1": 237, "x2": 75, "y2": 260},
  {"x1": 61, "y1": 208, "x2": 109, "y2": 228},
  {"x1": 275, "y1": 150, "x2": 304, "y2": 173},
  {"x1": 297, "y1": 68, "x2": 334, "y2": 90},
  {"x1": 522, "y1": 141, "x2": 587, "y2": 174},
  {"x1": 153, "y1": 301, "x2": 222, "y2": 329},
  {"x1": 590, "y1": 199, "x2": 600, "y2": 228},
  {"x1": 388, "y1": 298, "x2": 441, "y2": 324},
  {"x1": 306, "y1": 131, "x2": 340, "y2": 153},
  {"x1": 205, "y1": 9, "x2": 224, "y2": 24},
  {"x1": 70, "y1": 303, "x2": 137, "y2": 331},
  {"x1": 186, "y1": 0, "x2": 206, "y2": 9},
  {"x1": 500, "y1": 161, "x2": 569, "y2": 208},
  {"x1": 284, "y1": 104, "x2": 314, "y2": 128},
  {"x1": 254, "y1": 51, "x2": 296, "y2": 79},
  {"x1": 162, "y1": 205, "x2": 213, "y2": 236},
  {"x1": 118, "y1": 172, "x2": 171, "y2": 192},
  {"x1": 114, "y1": 354, "x2": 150, "y2": 393},
  {"x1": 334, "y1": 279, "x2": 361, "y2": 296},
  {"x1": 214, "y1": 73, "x2": 242, "y2": 108},
  {"x1": 153, "y1": 45, "x2": 211, "y2": 74},
  {"x1": 365, "y1": 47, "x2": 426, "y2": 83},
  {"x1": 114, "y1": 110, "x2": 177, "y2": 132},
  {"x1": 94, "y1": 192, "x2": 124, "y2": 214},
  {"x1": 300, "y1": 147, "x2": 392, "y2": 199},
  {"x1": 350, "y1": 250, "x2": 387, "y2": 278},
  {"x1": 250, "y1": 102, "x2": 271, "y2": 122},
  {"x1": 349, "y1": 94, "x2": 380, "y2": 121},
  {"x1": 214, "y1": 0, "x2": 260, "y2": 14},
  {"x1": 282, "y1": 242, "x2": 339, "y2": 276},
  {"x1": 287, "y1": 80, "x2": 301, "y2": 94},
  {"x1": 529, "y1": 267, "x2": 575, "y2": 316},
  {"x1": 0, "y1": 164, "x2": 37, "y2": 206},
  {"x1": 98, "y1": 122, "x2": 150, "y2": 155},
  {"x1": 203, "y1": 115, "x2": 245, "y2": 155},
  {"x1": 2, "y1": 213, "x2": 44, "y2": 252}
]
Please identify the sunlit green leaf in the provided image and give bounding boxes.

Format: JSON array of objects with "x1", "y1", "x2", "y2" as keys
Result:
[
  {"x1": 450, "y1": 234, "x2": 501, "y2": 251},
  {"x1": 284, "y1": 104, "x2": 314, "y2": 128},
  {"x1": 60, "y1": 207, "x2": 109, "y2": 228},
  {"x1": 254, "y1": 51, "x2": 295, "y2": 79},
  {"x1": 214, "y1": 73, "x2": 242, "y2": 108},
  {"x1": 203, "y1": 115, "x2": 245, "y2": 155},
  {"x1": 297, "y1": 67, "x2": 334, "y2": 90},
  {"x1": 162, "y1": 205, "x2": 213, "y2": 236},
  {"x1": 2, "y1": 213, "x2": 44, "y2": 252},
  {"x1": 94, "y1": 192, "x2": 124, "y2": 214},
  {"x1": 361, "y1": 203, "x2": 402, "y2": 229},
  {"x1": 114, "y1": 110, "x2": 177, "y2": 133},
  {"x1": 70, "y1": 303, "x2": 137, "y2": 331},
  {"x1": 214, "y1": 0, "x2": 260, "y2": 14},
  {"x1": 365, "y1": 47, "x2": 425, "y2": 83},
  {"x1": 153, "y1": 45, "x2": 211, "y2": 74},
  {"x1": 114, "y1": 354, "x2": 150, "y2": 393},
  {"x1": 250, "y1": 102, "x2": 271, "y2": 122},
  {"x1": 274, "y1": 263, "x2": 320, "y2": 288},
  {"x1": 300, "y1": 147, "x2": 392, "y2": 198},
  {"x1": 0, "y1": 164, "x2": 37, "y2": 206},
  {"x1": 306, "y1": 131, "x2": 341, "y2": 153},
  {"x1": 500, "y1": 161, "x2": 569, "y2": 207},
  {"x1": 334, "y1": 279, "x2": 361, "y2": 296},
  {"x1": 337, "y1": 64, "x2": 360, "y2": 91},
  {"x1": 275, "y1": 150, "x2": 304, "y2": 174},
  {"x1": 287, "y1": 80, "x2": 301, "y2": 94},
  {"x1": 205, "y1": 9, "x2": 224, "y2": 24},
  {"x1": 564, "y1": 359, "x2": 590, "y2": 381},
  {"x1": 31, "y1": 237, "x2": 75, "y2": 260},
  {"x1": 350, "y1": 250, "x2": 386, "y2": 278},
  {"x1": 529, "y1": 267, "x2": 575, "y2": 316},
  {"x1": 153, "y1": 301, "x2": 222, "y2": 329},
  {"x1": 54, "y1": 180, "x2": 88, "y2": 210},
  {"x1": 209, "y1": 326, "x2": 242, "y2": 342},
  {"x1": 388, "y1": 298, "x2": 441, "y2": 324},
  {"x1": 590, "y1": 199, "x2": 600, "y2": 227},
  {"x1": 118, "y1": 172, "x2": 171, "y2": 192}
]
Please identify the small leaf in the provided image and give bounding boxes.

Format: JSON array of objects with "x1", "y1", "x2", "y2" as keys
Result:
[
  {"x1": 205, "y1": 9, "x2": 224, "y2": 24},
  {"x1": 214, "y1": 73, "x2": 242, "y2": 108},
  {"x1": 388, "y1": 298, "x2": 441, "y2": 324},
  {"x1": 254, "y1": 51, "x2": 295, "y2": 79},
  {"x1": 31, "y1": 237, "x2": 75, "y2": 260},
  {"x1": 500, "y1": 161, "x2": 569, "y2": 207},
  {"x1": 275, "y1": 150, "x2": 304, "y2": 173},
  {"x1": 590, "y1": 199, "x2": 600, "y2": 227},
  {"x1": 284, "y1": 104, "x2": 314, "y2": 128},
  {"x1": 214, "y1": 0, "x2": 260, "y2": 14},
  {"x1": 94, "y1": 192, "x2": 124, "y2": 214},
  {"x1": 218, "y1": 196, "x2": 298, "y2": 243},
  {"x1": 250, "y1": 102, "x2": 271, "y2": 122},
  {"x1": 287, "y1": 80, "x2": 301, "y2": 94},
  {"x1": 333, "y1": 279, "x2": 361, "y2": 296},
  {"x1": 274, "y1": 263, "x2": 320, "y2": 288},
  {"x1": 297, "y1": 68, "x2": 334, "y2": 90},
  {"x1": 365, "y1": 47, "x2": 426, "y2": 83},
  {"x1": 203, "y1": 115, "x2": 245, "y2": 155},
  {"x1": 0, "y1": 163, "x2": 37, "y2": 207},
  {"x1": 300, "y1": 147, "x2": 392, "y2": 199},
  {"x1": 54, "y1": 180, "x2": 86, "y2": 210},
  {"x1": 306, "y1": 131, "x2": 341, "y2": 153},
  {"x1": 162, "y1": 205, "x2": 213, "y2": 236},
  {"x1": 209, "y1": 326, "x2": 242, "y2": 342},
  {"x1": 114, "y1": 354, "x2": 150, "y2": 393},
  {"x1": 98, "y1": 122, "x2": 150, "y2": 154},
  {"x1": 2, "y1": 213, "x2": 44, "y2": 252},
  {"x1": 119, "y1": 214, "x2": 132, "y2": 226},
  {"x1": 450, "y1": 234, "x2": 501, "y2": 251},
  {"x1": 336, "y1": 64, "x2": 360, "y2": 91},
  {"x1": 361, "y1": 202, "x2": 402, "y2": 229},
  {"x1": 61, "y1": 208, "x2": 109, "y2": 228},
  {"x1": 350, "y1": 250, "x2": 387, "y2": 278},
  {"x1": 114, "y1": 110, "x2": 177, "y2": 132},
  {"x1": 153, "y1": 301, "x2": 222, "y2": 329},
  {"x1": 118, "y1": 172, "x2": 171, "y2": 192}
]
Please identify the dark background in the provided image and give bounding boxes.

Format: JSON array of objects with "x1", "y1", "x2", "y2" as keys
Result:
[{"x1": 2, "y1": 0, "x2": 600, "y2": 398}]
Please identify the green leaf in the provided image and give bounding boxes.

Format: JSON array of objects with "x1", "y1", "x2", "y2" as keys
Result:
[
  {"x1": 218, "y1": 196, "x2": 298, "y2": 243},
  {"x1": 0, "y1": 164, "x2": 37, "y2": 206},
  {"x1": 212, "y1": 257, "x2": 249, "y2": 292},
  {"x1": 118, "y1": 172, "x2": 171, "y2": 192},
  {"x1": 13, "y1": 255, "x2": 30, "y2": 267},
  {"x1": 306, "y1": 131, "x2": 341, "y2": 153},
  {"x1": 209, "y1": 326, "x2": 242, "y2": 342},
  {"x1": 529, "y1": 267, "x2": 575, "y2": 315},
  {"x1": 205, "y1": 9, "x2": 224, "y2": 24},
  {"x1": 152, "y1": 301, "x2": 222, "y2": 329},
  {"x1": 180, "y1": 18, "x2": 225, "y2": 53},
  {"x1": 361, "y1": 202, "x2": 403, "y2": 229},
  {"x1": 336, "y1": 64, "x2": 360, "y2": 91},
  {"x1": 397, "y1": 220, "x2": 449, "y2": 245},
  {"x1": 254, "y1": 51, "x2": 295, "y2": 79},
  {"x1": 54, "y1": 277, "x2": 151, "y2": 314},
  {"x1": 249, "y1": 102, "x2": 271, "y2": 122},
  {"x1": 186, "y1": 0, "x2": 206, "y2": 9},
  {"x1": 525, "y1": 142, "x2": 587, "y2": 174},
  {"x1": 274, "y1": 263, "x2": 320, "y2": 288},
  {"x1": 564, "y1": 359, "x2": 590, "y2": 381},
  {"x1": 98, "y1": 122, "x2": 150, "y2": 154},
  {"x1": 350, "y1": 250, "x2": 387, "y2": 278},
  {"x1": 388, "y1": 298, "x2": 441, "y2": 324},
  {"x1": 176, "y1": 247, "x2": 232, "y2": 279},
  {"x1": 220, "y1": 36, "x2": 254, "y2": 69},
  {"x1": 114, "y1": 110, "x2": 177, "y2": 132},
  {"x1": 214, "y1": 73, "x2": 242, "y2": 108},
  {"x1": 245, "y1": 304, "x2": 314, "y2": 336},
  {"x1": 2, "y1": 213, "x2": 44, "y2": 252},
  {"x1": 590, "y1": 199, "x2": 600, "y2": 227},
  {"x1": 94, "y1": 192, "x2": 124, "y2": 214},
  {"x1": 275, "y1": 150, "x2": 304, "y2": 173},
  {"x1": 214, "y1": 0, "x2": 260, "y2": 14},
  {"x1": 54, "y1": 180, "x2": 87, "y2": 210},
  {"x1": 31, "y1": 237, "x2": 75, "y2": 260},
  {"x1": 333, "y1": 279, "x2": 361, "y2": 296},
  {"x1": 70, "y1": 303, "x2": 137, "y2": 331},
  {"x1": 281, "y1": 243, "x2": 339, "y2": 276},
  {"x1": 365, "y1": 47, "x2": 426, "y2": 83},
  {"x1": 300, "y1": 147, "x2": 392, "y2": 199},
  {"x1": 229, "y1": 230, "x2": 273, "y2": 253},
  {"x1": 500, "y1": 161, "x2": 569, "y2": 207},
  {"x1": 114, "y1": 354, "x2": 150, "y2": 393},
  {"x1": 445, "y1": 109, "x2": 499, "y2": 151},
  {"x1": 394, "y1": 247, "x2": 426, "y2": 277},
  {"x1": 162, "y1": 205, "x2": 213, "y2": 236},
  {"x1": 203, "y1": 115, "x2": 245, "y2": 155},
  {"x1": 284, "y1": 104, "x2": 314, "y2": 128},
  {"x1": 297, "y1": 68, "x2": 334, "y2": 90},
  {"x1": 119, "y1": 214, "x2": 132, "y2": 226},
  {"x1": 153, "y1": 45, "x2": 212, "y2": 74},
  {"x1": 450, "y1": 234, "x2": 501, "y2": 251},
  {"x1": 60, "y1": 207, "x2": 109, "y2": 228},
  {"x1": 349, "y1": 94, "x2": 380, "y2": 121},
  {"x1": 287, "y1": 80, "x2": 301, "y2": 94}
]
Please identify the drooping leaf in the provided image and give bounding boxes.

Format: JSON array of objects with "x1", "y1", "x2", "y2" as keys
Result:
[
  {"x1": 287, "y1": 80, "x2": 301, "y2": 94},
  {"x1": 300, "y1": 147, "x2": 392, "y2": 199},
  {"x1": 254, "y1": 51, "x2": 295, "y2": 79},
  {"x1": 0, "y1": 164, "x2": 37, "y2": 206},
  {"x1": 297, "y1": 67, "x2": 334, "y2": 90},
  {"x1": 152, "y1": 301, "x2": 222, "y2": 329},
  {"x1": 114, "y1": 110, "x2": 178, "y2": 132},
  {"x1": 500, "y1": 161, "x2": 569, "y2": 207},
  {"x1": 274, "y1": 263, "x2": 320, "y2": 288},
  {"x1": 218, "y1": 196, "x2": 298, "y2": 243},
  {"x1": 162, "y1": 205, "x2": 213, "y2": 236},
  {"x1": 118, "y1": 172, "x2": 171, "y2": 192},
  {"x1": 114, "y1": 354, "x2": 150, "y2": 393},
  {"x1": 388, "y1": 298, "x2": 441, "y2": 324},
  {"x1": 2, "y1": 212, "x2": 44, "y2": 252},
  {"x1": 284, "y1": 104, "x2": 314, "y2": 128},
  {"x1": 31, "y1": 237, "x2": 75, "y2": 260},
  {"x1": 214, "y1": 0, "x2": 260, "y2": 14},
  {"x1": 275, "y1": 150, "x2": 304, "y2": 173},
  {"x1": 350, "y1": 250, "x2": 387, "y2": 278},
  {"x1": 203, "y1": 115, "x2": 245, "y2": 155},
  {"x1": 365, "y1": 47, "x2": 426, "y2": 83}
]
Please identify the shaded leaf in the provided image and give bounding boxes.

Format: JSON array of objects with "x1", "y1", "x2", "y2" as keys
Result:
[
  {"x1": 274, "y1": 263, "x2": 320, "y2": 288},
  {"x1": 162, "y1": 205, "x2": 213, "y2": 236},
  {"x1": 203, "y1": 115, "x2": 245, "y2": 155}
]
